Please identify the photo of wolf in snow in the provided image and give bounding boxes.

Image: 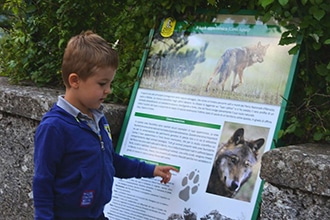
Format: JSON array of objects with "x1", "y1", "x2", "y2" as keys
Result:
[
  {"x1": 206, "y1": 123, "x2": 268, "y2": 201},
  {"x1": 139, "y1": 30, "x2": 294, "y2": 105}
]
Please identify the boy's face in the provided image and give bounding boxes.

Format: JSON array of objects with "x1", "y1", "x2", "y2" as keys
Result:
[{"x1": 68, "y1": 66, "x2": 116, "y2": 115}]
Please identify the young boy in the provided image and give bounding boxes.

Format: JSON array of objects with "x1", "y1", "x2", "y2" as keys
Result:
[{"x1": 33, "y1": 31, "x2": 178, "y2": 220}]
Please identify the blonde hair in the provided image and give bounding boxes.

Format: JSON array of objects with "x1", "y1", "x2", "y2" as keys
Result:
[{"x1": 61, "y1": 30, "x2": 119, "y2": 87}]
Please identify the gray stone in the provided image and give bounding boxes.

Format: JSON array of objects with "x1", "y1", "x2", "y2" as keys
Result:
[
  {"x1": 0, "y1": 114, "x2": 37, "y2": 220},
  {"x1": 260, "y1": 144, "x2": 330, "y2": 196},
  {"x1": 260, "y1": 144, "x2": 330, "y2": 220},
  {"x1": 260, "y1": 183, "x2": 330, "y2": 220}
]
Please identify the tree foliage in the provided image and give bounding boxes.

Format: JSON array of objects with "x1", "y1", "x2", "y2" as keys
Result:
[{"x1": 0, "y1": 0, "x2": 330, "y2": 145}]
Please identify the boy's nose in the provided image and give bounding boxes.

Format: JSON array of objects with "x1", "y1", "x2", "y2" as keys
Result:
[{"x1": 105, "y1": 87, "x2": 112, "y2": 94}]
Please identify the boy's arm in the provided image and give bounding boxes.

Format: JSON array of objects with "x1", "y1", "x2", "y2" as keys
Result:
[
  {"x1": 113, "y1": 153, "x2": 155, "y2": 178},
  {"x1": 33, "y1": 124, "x2": 64, "y2": 219},
  {"x1": 113, "y1": 153, "x2": 179, "y2": 183}
]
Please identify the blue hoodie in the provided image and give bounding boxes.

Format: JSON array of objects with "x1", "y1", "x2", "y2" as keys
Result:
[{"x1": 33, "y1": 104, "x2": 155, "y2": 219}]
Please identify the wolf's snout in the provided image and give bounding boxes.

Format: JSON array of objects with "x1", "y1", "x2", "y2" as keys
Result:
[
  {"x1": 230, "y1": 181, "x2": 239, "y2": 191},
  {"x1": 257, "y1": 57, "x2": 264, "y2": 63}
]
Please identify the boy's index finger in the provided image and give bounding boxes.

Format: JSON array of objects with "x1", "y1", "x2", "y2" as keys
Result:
[{"x1": 169, "y1": 166, "x2": 180, "y2": 173}]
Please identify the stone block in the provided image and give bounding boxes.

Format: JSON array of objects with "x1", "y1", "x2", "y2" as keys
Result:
[
  {"x1": 260, "y1": 182, "x2": 330, "y2": 220},
  {"x1": 260, "y1": 144, "x2": 330, "y2": 196},
  {"x1": 260, "y1": 144, "x2": 330, "y2": 220}
]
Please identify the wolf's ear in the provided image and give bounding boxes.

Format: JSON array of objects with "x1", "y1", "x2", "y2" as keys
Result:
[
  {"x1": 250, "y1": 138, "x2": 265, "y2": 153},
  {"x1": 232, "y1": 128, "x2": 244, "y2": 145}
]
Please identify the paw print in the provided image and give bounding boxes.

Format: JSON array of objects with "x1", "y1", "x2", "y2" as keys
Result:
[{"x1": 178, "y1": 169, "x2": 199, "y2": 201}]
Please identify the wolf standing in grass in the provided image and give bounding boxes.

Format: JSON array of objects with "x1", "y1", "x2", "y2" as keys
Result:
[
  {"x1": 206, "y1": 128, "x2": 265, "y2": 198},
  {"x1": 205, "y1": 41, "x2": 269, "y2": 92}
]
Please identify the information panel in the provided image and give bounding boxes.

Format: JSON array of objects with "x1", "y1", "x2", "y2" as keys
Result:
[{"x1": 104, "y1": 13, "x2": 300, "y2": 220}]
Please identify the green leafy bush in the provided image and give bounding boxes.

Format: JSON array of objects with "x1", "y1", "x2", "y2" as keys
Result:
[
  {"x1": 0, "y1": 0, "x2": 214, "y2": 100},
  {"x1": 1, "y1": 0, "x2": 329, "y2": 144},
  {"x1": 257, "y1": 0, "x2": 330, "y2": 145}
]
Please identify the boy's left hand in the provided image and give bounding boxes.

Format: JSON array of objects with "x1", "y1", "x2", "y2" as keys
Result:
[{"x1": 154, "y1": 166, "x2": 179, "y2": 184}]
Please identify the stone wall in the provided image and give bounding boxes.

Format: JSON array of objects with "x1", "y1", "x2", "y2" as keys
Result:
[
  {"x1": 260, "y1": 144, "x2": 330, "y2": 220},
  {"x1": 1, "y1": 76, "x2": 329, "y2": 220},
  {"x1": 0, "y1": 77, "x2": 127, "y2": 220}
]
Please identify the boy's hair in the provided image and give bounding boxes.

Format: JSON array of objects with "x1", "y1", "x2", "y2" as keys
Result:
[{"x1": 61, "y1": 30, "x2": 119, "y2": 87}]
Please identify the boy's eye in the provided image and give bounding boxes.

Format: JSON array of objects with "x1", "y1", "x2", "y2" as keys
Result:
[{"x1": 99, "y1": 82, "x2": 106, "y2": 86}]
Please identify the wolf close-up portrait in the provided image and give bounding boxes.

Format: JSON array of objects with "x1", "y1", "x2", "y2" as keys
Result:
[{"x1": 206, "y1": 122, "x2": 269, "y2": 201}]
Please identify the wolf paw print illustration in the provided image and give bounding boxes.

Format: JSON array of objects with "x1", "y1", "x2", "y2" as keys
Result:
[{"x1": 179, "y1": 169, "x2": 200, "y2": 201}]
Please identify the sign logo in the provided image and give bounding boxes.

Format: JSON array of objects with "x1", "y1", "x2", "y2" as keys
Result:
[{"x1": 161, "y1": 17, "x2": 176, "y2": 37}]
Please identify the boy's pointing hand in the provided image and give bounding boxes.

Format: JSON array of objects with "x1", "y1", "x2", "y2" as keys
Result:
[{"x1": 154, "y1": 166, "x2": 179, "y2": 184}]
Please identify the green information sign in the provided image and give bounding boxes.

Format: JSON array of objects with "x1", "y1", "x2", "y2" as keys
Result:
[{"x1": 105, "y1": 12, "x2": 300, "y2": 220}]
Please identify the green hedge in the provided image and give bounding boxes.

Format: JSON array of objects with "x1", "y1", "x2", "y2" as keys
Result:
[{"x1": 1, "y1": 0, "x2": 329, "y2": 144}]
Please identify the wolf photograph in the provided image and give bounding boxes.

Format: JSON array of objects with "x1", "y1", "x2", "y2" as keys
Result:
[
  {"x1": 139, "y1": 32, "x2": 294, "y2": 105},
  {"x1": 206, "y1": 123, "x2": 268, "y2": 201},
  {"x1": 205, "y1": 41, "x2": 270, "y2": 92}
]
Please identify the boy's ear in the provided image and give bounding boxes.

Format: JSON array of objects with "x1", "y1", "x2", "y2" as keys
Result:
[{"x1": 68, "y1": 73, "x2": 80, "y2": 88}]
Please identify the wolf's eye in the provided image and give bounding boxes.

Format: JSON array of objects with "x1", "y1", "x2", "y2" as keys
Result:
[{"x1": 230, "y1": 156, "x2": 238, "y2": 164}]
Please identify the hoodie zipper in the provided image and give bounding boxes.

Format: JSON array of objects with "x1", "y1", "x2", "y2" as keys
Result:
[
  {"x1": 76, "y1": 116, "x2": 105, "y2": 151},
  {"x1": 99, "y1": 133, "x2": 105, "y2": 151},
  {"x1": 76, "y1": 116, "x2": 107, "y2": 208}
]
